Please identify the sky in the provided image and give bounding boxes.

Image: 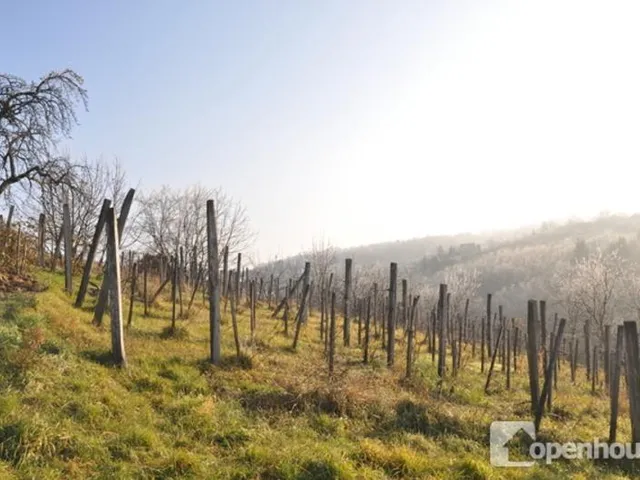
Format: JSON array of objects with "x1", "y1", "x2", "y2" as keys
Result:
[{"x1": 3, "y1": 0, "x2": 640, "y2": 261}]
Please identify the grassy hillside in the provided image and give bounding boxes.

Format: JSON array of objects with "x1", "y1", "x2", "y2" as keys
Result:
[{"x1": 0, "y1": 271, "x2": 637, "y2": 479}]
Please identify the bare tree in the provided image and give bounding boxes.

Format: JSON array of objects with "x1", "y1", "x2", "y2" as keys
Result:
[
  {"x1": 137, "y1": 184, "x2": 254, "y2": 265},
  {"x1": 442, "y1": 265, "x2": 482, "y2": 318},
  {"x1": 0, "y1": 70, "x2": 88, "y2": 196},
  {"x1": 23, "y1": 156, "x2": 133, "y2": 267},
  {"x1": 310, "y1": 236, "x2": 336, "y2": 294},
  {"x1": 554, "y1": 248, "x2": 625, "y2": 344}
]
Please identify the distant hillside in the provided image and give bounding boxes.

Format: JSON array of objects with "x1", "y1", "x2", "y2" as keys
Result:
[{"x1": 256, "y1": 213, "x2": 640, "y2": 318}]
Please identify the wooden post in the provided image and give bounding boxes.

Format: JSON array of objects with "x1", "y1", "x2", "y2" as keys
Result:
[
  {"x1": 481, "y1": 316, "x2": 486, "y2": 372},
  {"x1": 364, "y1": 296, "x2": 371, "y2": 364},
  {"x1": 387, "y1": 263, "x2": 397, "y2": 367},
  {"x1": 624, "y1": 321, "x2": 640, "y2": 442},
  {"x1": 329, "y1": 292, "x2": 336, "y2": 375},
  {"x1": 250, "y1": 281, "x2": 257, "y2": 345},
  {"x1": 486, "y1": 294, "x2": 492, "y2": 359},
  {"x1": 437, "y1": 284, "x2": 447, "y2": 377},
  {"x1": 535, "y1": 318, "x2": 566, "y2": 431},
  {"x1": 356, "y1": 298, "x2": 362, "y2": 346},
  {"x1": 235, "y1": 253, "x2": 241, "y2": 306},
  {"x1": 127, "y1": 263, "x2": 137, "y2": 327},
  {"x1": 230, "y1": 287, "x2": 241, "y2": 359},
  {"x1": 6, "y1": 205, "x2": 13, "y2": 230},
  {"x1": 506, "y1": 329, "x2": 511, "y2": 390},
  {"x1": 401, "y1": 279, "x2": 408, "y2": 334},
  {"x1": 540, "y1": 300, "x2": 547, "y2": 374},
  {"x1": 302, "y1": 262, "x2": 311, "y2": 324},
  {"x1": 268, "y1": 274, "x2": 274, "y2": 308},
  {"x1": 343, "y1": 258, "x2": 352, "y2": 346},
  {"x1": 498, "y1": 306, "x2": 505, "y2": 371},
  {"x1": 171, "y1": 255, "x2": 178, "y2": 331},
  {"x1": 592, "y1": 346, "x2": 598, "y2": 394},
  {"x1": 105, "y1": 208, "x2": 126, "y2": 367},
  {"x1": 178, "y1": 246, "x2": 184, "y2": 319},
  {"x1": 222, "y1": 245, "x2": 229, "y2": 298},
  {"x1": 187, "y1": 266, "x2": 203, "y2": 316},
  {"x1": 143, "y1": 257, "x2": 149, "y2": 316},
  {"x1": 585, "y1": 320, "x2": 592, "y2": 381},
  {"x1": 271, "y1": 270, "x2": 305, "y2": 318},
  {"x1": 92, "y1": 189, "x2": 136, "y2": 326},
  {"x1": 527, "y1": 300, "x2": 540, "y2": 415},
  {"x1": 406, "y1": 296, "x2": 419, "y2": 379},
  {"x1": 292, "y1": 283, "x2": 310, "y2": 350},
  {"x1": 37, "y1": 213, "x2": 45, "y2": 268},
  {"x1": 458, "y1": 298, "x2": 468, "y2": 370},
  {"x1": 609, "y1": 325, "x2": 624, "y2": 443},
  {"x1": 513, "y1": 326, "x2": 519, "y2": 372},
  {"x1": 604, "y1": 325, "x2": 611, "y2": 393},
  {"x1": 484, "y1": 323, "x2": 504, "y2": 393},
  {"x1": 372, "y1": 283, "x2": 378, "y2": 338},
  {"x1": 206, "y1": 200, "x2": 221, "y2": 365},
  {"x1": 62, "y1": 203, "x2": 73, "y2": 294}
]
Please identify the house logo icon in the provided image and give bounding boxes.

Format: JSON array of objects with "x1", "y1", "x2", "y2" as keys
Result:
[{"x1": 490, "y1": 421, "x2": 536, "y2": 467}]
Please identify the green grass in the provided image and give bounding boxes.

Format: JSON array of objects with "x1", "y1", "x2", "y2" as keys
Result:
[{"x1": 0, "y1": 270, "x2": 636, "y2": 479}]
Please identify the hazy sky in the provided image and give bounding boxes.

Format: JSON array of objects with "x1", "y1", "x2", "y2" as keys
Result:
[{"x1": 4, "y1": 1, "x2": 640, "y2": 261}]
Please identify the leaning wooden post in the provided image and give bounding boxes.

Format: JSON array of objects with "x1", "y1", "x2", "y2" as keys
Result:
[
  {"x1": 527, "y1": 300, "x2": 540, "y2": 415},
  {"x1": 230, "y1": 287, "x2": 241, "y2": 359},
  {"x1": 484, "y1": 323, "x2": 504, "y2": 394},
  {"x1": 5, "y1": 205, "x2": 13, "y2": 230},
  {"x1": 62, "y1": 202, "x2": 73, "y2": 294},
  {"x1": 292, "y1": 283, "x2": 310, "y2": 350},
  {"x1": 93, "y1": 189, "x2": 136, "y2": 326},
  {"x1": 535, "y1": 318, "x2": 566, "y2": 431},
  {"x1": 76, "y1": 200, "x2": 110, "y2": 306},
  {"x1": 343, "y1": 258, "x2": 352, "y2": 346},
  {"x1": 127, "y1": 262, "x2": 137, "y2": 328},
  {"x1": 206, "y1": 200, "x2": 221, "y2": 365},
  {"x1": 105, "y1": 207, "x2": 126, "y2": 367},
  {"x1": 609, "y1": 325, "x2": 624, "y2": 443},
  {"x1": 387, "y1": 262, "x2": 398, "y2": 367}
]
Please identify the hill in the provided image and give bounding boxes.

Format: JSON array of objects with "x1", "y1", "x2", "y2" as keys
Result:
[
  {"x1": 0, "y1": 271, "x2": 636, "y2": 478},
  {"x1": 257, "y1": 213, "x2": 640, "y2": 318}
]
